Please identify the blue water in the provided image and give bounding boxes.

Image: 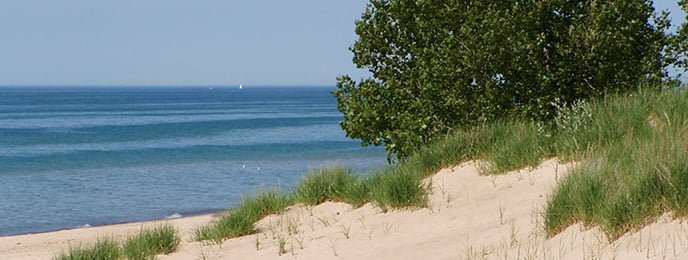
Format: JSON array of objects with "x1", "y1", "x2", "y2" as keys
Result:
[{"x1": 0, "y1": 86, "x2": 387, "y2": 236}]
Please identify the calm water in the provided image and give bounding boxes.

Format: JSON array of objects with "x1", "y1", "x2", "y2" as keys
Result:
[{"x1": 0, "y1": 86, "x2": 387, "y2": 236}]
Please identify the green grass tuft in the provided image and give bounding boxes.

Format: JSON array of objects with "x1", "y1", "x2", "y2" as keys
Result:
[
  {"x1": 54, "y1": 225, "x2": 181, "y2": 260},
  {"x1": 544, "y1": 168, "x2": 605, "y2": 235},
  {"x1": 55, "y1": 238, "x2": 121, "y2": 260},
  {"x1": 195, "y1": 189, "x2": 291, "y2": 243},
  {"x1": 295, "y1": 167, "x2": 365, "y2": 206},
  {"x1": 479, "y1": 121, "x2": 551, "y2": 174},
  {"x1": 122, "y1": 224, "x2": 181, "y2": 260},
  {"x1": 367, "y1": 168, "x2": 428, "y2": 211}
]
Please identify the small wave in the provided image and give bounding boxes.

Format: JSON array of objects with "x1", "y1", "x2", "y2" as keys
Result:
[{"x1": 165, "y1": 213, "x2": 182, "y2": 219}]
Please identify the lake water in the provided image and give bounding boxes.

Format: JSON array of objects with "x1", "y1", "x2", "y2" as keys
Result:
[{"x1": 0, "y1": 86, "x2": 387, "y2": 236}]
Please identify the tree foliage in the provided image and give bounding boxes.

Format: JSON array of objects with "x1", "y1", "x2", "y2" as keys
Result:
[
  {"x1": 675, "y1": 1, "x2": 688, "y2": 69},
  {"x1": 335, "y1": 0, "x2": 687, "y2": 159}
]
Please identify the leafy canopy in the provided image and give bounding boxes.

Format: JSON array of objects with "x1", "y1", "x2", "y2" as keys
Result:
[{"x1": 335, "y1": 0, "x2": 688, "y2": 159}]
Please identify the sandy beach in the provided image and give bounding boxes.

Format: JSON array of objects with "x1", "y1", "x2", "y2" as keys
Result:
[{"x1": 3, "y1": 159, "x2": 688, "y2": 259}]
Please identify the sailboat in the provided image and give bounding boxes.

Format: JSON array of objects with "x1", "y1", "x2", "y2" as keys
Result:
[{"x1": 239, "y1": 84, "x2": 243, "y2": 90}]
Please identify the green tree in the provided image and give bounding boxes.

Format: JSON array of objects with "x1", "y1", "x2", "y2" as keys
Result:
[{"x1": 335, "y1": 0, "x2": 679, "y2": 159}]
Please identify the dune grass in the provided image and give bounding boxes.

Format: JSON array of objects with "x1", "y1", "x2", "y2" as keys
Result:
[
  {"x1": 55, "y1": 225, "x2": 180, "y2": 260},
  {"x1": 195, "y1": 189, "x2": 292, "y2": 243},
  {"x1": 294, "y1": 166, "x2": 427, "y2": 211},
  {"x1": 395, "y1": 86, "x2": 688, "y2": 240},
  {"x1": 122, "y1": 224, "x2": 180, "y2": 260},
  {"x1": 300, "y1": 87, "x2": 688, "y2": 240},
  {"x1": 295, "y1": 167, "x2": 365, "y2": 206},
  {"x1": 55, "y1": 238, "x2": 122, "y2": 260},
  {"x1": 367, "y1": 167, "x2": 428, "y2": 211},
  {"x1": 544, "y1": 88, "x2": 688, "y2": 239},
  {"x1": 395, "y1": 87, "x2": 688, "y2": 240}
]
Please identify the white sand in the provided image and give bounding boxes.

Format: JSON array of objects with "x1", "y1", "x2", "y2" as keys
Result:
[{"x1": 3, "y1": 159, "x2": 688, "y2": 259}]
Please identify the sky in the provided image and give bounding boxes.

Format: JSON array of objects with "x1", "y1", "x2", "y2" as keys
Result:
[
  {"x1": 0, "y1": 1, "x2": 371, "y2": 86},
  {"x1": 0, "y1": 1, "x2": 685, "y2": 86}
]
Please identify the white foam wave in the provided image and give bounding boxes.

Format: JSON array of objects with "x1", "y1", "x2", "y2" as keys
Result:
[{"x1": 165, "y1": 213, "x2": 182, "y2": 219}]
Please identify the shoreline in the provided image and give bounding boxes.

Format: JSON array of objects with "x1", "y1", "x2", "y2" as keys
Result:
[
  {"x1": 0, "y1": 213, "x2": 216, "y2": 260},
  {"x1": 0, "y1": 209, "x2": 225, "y2": 238}
]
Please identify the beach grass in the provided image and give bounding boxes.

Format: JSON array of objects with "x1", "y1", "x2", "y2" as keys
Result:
[
  {"x1": 122, "y1": 224, "x2": 180, "y2": 260},
  {"x1": 367, "y1": 167, "x2": 428, "y2": 211},
  {"x1": 195, "y1": 189, "x2": 292, "y2": 243},
  {"x1": 55, "y1": 238, "x2": 121, "y2": 260},
  {"x1": 389, "y1": 86, "x2": 688, "y2": 240},
  {"x1": 54, "y1": 225, "x2": 181, "y2": 260},
  {"x1": 478, "y1": 121, "x2": 551, "y2": 174},
  {"x1": 392, "y1": 119, "x2": 552, "y2": 178},
  {"x1": 294, "y1": 166, "x2": 363, "y2": 206},
  {"x1": 544, "y1": 87, "x2": 688, "y2": 239}
]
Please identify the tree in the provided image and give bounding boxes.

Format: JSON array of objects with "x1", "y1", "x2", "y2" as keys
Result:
[
  {"x1": 335, "y1": 0, "x2": 680, "y2": 159},
  {"x1": 674, "y1": 1, "x2": 688, "y2": 71}
]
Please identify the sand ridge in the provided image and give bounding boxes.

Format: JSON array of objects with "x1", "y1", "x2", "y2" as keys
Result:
[{"x1": 3, "y1": 159, "x2": 688, "y2": 259}]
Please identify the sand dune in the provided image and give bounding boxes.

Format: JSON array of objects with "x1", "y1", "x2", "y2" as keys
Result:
[{"x1": 3, "y1": 159, "x2": 688, "y2": 259}]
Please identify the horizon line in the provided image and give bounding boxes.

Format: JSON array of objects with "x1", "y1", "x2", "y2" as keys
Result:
[{"x1": 0, "y1": 84, "x2": 335, "y2": 88}]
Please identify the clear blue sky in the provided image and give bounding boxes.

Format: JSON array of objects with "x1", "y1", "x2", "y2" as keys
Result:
[{"x1": 0, "y1": 1, "x2": 685, "y2": 86}]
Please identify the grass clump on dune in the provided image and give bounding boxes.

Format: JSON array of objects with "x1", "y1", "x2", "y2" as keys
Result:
[
  {"x1": 544, "y1": 88, "x2": 688, "y2": 239},
  {"x1": 282, "y1": 98, "x2": 576, "y2": 213},
  {"x1": 294, "y1": 165, "x2": 427, "y2": 211},
  {"x1": 367, "y1": 167, "x2": 428, "y2": 211},
  {"x1": 295, "y1": 167, "x2": 367, "y2": 206},
  {"x1": 55, "y1": 238, "x2": 121, "y2": 260},
  {"x1": 55, "y1": 225, "x2": 181, "y2": 260},
  {"x1": 398, "y1": 118, "x2": 554, "y2": 178},
  {"x1": 473, "y1": 121, "x2": 552, "y2": 174},
  {"x1": 123, "y1": 224, "x2": 180, "y2": 260},
  {"x1": 195, "y1": 164, "x2": 431, "y2": 242},
  {"x1": 195, "y1": 189, "x2": 291, "y2": 243}
]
